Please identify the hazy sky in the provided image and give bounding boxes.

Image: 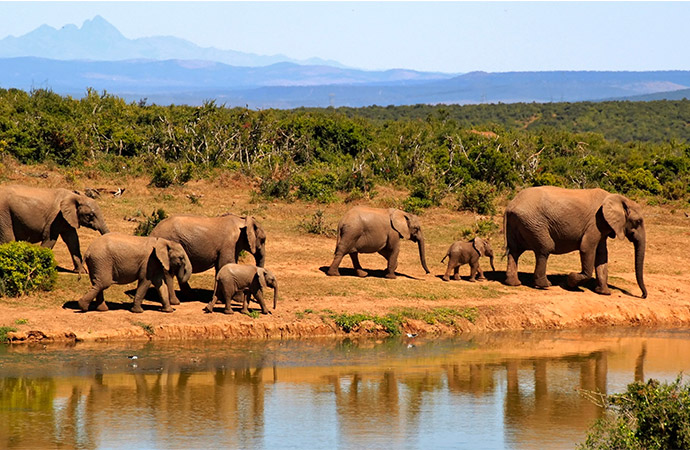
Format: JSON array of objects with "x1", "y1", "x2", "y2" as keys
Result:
[{"x1": 1, "y1": 1, "x2": 689, "y2": 73}]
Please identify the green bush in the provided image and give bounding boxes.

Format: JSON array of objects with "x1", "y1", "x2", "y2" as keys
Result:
[
  {"x1": 457, "y1": 180, "x2": 497, "y2": 215},
  {"x1": 0, "y1": 242, "x2": 57, "y2": 297},
  {"x1": 296, "y1": 171, "x2": 338, "y2": 203},
  {"x1": 258, "y1": 177, "x2": 292, "y2": 200},
  {"x1": 580, "y1": 376, "x2": 690, "y2": 450},
  {"x1": 298, "y1": 209, "x2": 336, "y2": 237},
  {"x1": 149, "y1": 161, "x2": 193, "y2": 188},
  {"x1": 134, "y1": 208, "x2": 168, "y2": 236}
]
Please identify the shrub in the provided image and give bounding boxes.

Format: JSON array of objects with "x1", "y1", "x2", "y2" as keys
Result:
[
  {"x1": 296, "y1": 171, "x2": 338, "y2": 203},
  {"x1": 457, "y1": 180, "x2": 497, "y2": 215},
  {"x1": 134, "y1": 208, "x2": 168, "y2": 236},
  {"x1": 298, "y1": 209, "x2": 336, "y2": 237},
  {"x1": 259, "y1": 177, "x2": 292, "y2": 200},
  {"x1": 149, "y1": 161, "x2": 194, "y2": 188},
  {"x1": 0, "y1": 326, "x2": 17, "y2": 343},
  {"x1": 459, "y1": 218, "x2": 500, "y2": 239},
  {"x1": 0, "y1": 242, "x2": 57, "y2": 297},
  {"x1": 580, "y1": 376, "x2": 690, "y2": 450}
]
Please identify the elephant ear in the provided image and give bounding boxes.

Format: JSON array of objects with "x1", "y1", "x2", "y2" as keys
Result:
[
  {"x1": 245, "y1": 217, "x2": 258, "y2": 254},
  {"x1": 59, "y1": 195, "x2": 80, "y2": 229},
  {"x1": 153, "y1": 239, "x2": 171, "y2": 271},
  {"x1": 472, "y1": 237, "x2": 486, "y2": 256},
  {"x1": 601, "y1": 194, "x2": 627, "y2": 240},
  {"x1": 256, "y1": 268, "x2": 267, "y2": 289},
  {"x1": 390, "y1": 209, "x2": 411, "y2": 240}
]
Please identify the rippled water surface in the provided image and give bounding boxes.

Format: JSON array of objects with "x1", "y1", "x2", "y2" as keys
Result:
[{"x1": 2, "y1": 329, "x2": 690, "y2": 449}]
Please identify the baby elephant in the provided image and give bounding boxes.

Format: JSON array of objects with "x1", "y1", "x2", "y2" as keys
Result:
[
  {"x1": 441, "y1": 237, "x2": 496, "y2": 282},
  {"x1": 205, "y1": 264, "x2": 279, "y2": 315},
  {"x1": 77, "y1": 233, "x2": 193, "y2": 313}
]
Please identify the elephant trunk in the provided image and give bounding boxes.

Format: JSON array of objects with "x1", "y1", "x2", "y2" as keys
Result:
[
  {"x1": 179, "y1": 257, "x2": 193, "y2": 284},
  {"x1": 417, "y1": 235, "x2": 430, "y2": 274},
  {"x1": 489, "y1": 254, "x2": 496, "y2": 272},
  {"x1": 254, "y1": 247, "x2": 266, "y2": 268},
  {"x1": 99, "y1": 223, "x2": 110, "y2": 235},
  {"x1": 632, "y1": 227, "x2": 647, "y2": 299},
  {"x1": 272, "y1": 283, "x2": 279, "y2": 309}
]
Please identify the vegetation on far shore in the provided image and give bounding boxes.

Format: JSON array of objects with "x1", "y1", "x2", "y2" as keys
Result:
[{"x1": 1, "y1": 87, "x2": 690, "y2": 217}]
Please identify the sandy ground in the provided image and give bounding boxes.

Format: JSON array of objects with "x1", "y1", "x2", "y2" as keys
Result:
[{"x1": 2, "y1": 163, "x2": 690, "y2": 343}]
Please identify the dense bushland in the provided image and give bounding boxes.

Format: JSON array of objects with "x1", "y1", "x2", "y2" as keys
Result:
[
  {"x1": 0, "y1": 242, "x2": 57, "y2": 297},
  {"x1": 2, "y1": 87, "x2": 689, "y2": 213}
]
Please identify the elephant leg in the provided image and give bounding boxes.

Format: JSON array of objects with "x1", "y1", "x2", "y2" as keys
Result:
[
  {"x1": 59, "y1": 228, "x2": 84, "y2": 274},
  {"x1": 380, "y1": 245, "x2": 399, "y2": 279},
  {"x1": 240, "y1": 291, "x2": 250, "y2": 315},
  {"x1": 153, "y1": 278, "x2": 173, "y2": 313},
  {"x1": 131, "y1": 280, "x2": 152, "y2": 314},
  {"x1": 94, "y1": 291, "x2": 108, "y2": 311},
  {"x1": 204, "y1": 281, "x2": 222, "y2": 313},
  {"x1": 227, "y1": 290, "x2": 245, "y2": 315},
  {"x1": 505, "y1": 249, "x2": 523, "y2": 286},
  {"x1": 593, "y1": 240, "x2": 611, "y2": 295},
  {"x1": 453, "y1": 264, "x2": 461, "y2": 281},
  {"x1": 327, "y1": 250, "x2": 346, "y2": 276},
  {"x1": 349, "y1": 253, "x2": 367, "y2": 277},
  {"x1": 567, "y1": 237, "x2": 598, "y2": 289},
  {"x1": 253, "y1": 290, "x2": 271, "y2": 315},
  {"x1": 469, "y1": 263, "x2": 478, "y2": 282},
  {"x1": 442, "y1": 261, "x2": 454, "y2": 282},
  {"x1": 533, "y1": 252, "x2": 551, "y2": 288},
  {"x1": 476, "y1": 264, "x2": 486, "y2": 281},
  {"x1": 77, "y1": 285, "x2": 105, "y2": 312}
]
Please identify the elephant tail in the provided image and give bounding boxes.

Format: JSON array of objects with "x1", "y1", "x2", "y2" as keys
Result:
[
  {"x1": 502, "y1": 211, "x2": 509, "y2": 259},
  {"x1": 441, "y1": 252, "x2": 448, "y2": 263}
]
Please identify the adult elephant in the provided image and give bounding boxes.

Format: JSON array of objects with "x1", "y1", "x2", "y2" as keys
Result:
[
  {"x1": 0, "y1": 185, "x2": 109, "y2": 273},
  {"x1": 503, "y1": 186, "x2": 647, "y2": 298},
  {"x1": 150, "y1": 213, "x2": 266, "y2": 302},
  {"x1": 327, "y1": 207, "x2": 430, "y2": 279}
]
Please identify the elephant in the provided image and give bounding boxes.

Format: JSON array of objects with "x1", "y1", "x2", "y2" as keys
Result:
[
  {"x1": 77, "y1": 233, "x2": 193, "y2": 313},
  {"x1": 150, "y1": 213, "x2": 266, "y2": 302},
  {"x1": 326, "y1": 207, "x2": 430, "y2": 279},
  {"x1": 204, "y1": 264, "x2": 278, "y2": 315},
  {"x1": 503, "y1": 186, "x2": 647, "y2": 298},
  {"x1": 0, "y1": 185, "x2": 109, "y2": 272},
  {"x1": 441, "y1": 237, "x2": 496, "y2": 282}
]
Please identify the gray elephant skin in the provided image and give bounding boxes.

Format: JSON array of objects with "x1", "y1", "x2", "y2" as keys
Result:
[
  {"x1": 205, "y1": 263, "x2": 278, "y2": 315},
  {"x1": 77, "y1": 233, "x2": 193, "y2": 313},
  {"x1": 504, "y1": 186, "x2": 647, "y2": 298},
  {"x1": 0, "y1": 185, "x2": 109, "y2": 272},
  {"x1": 327, "y1": 206, "x2": 430, "y2": 279},
  {"x1": 150, "y1": 213, "x2": 266, "y2": 301},
  {"x1": 441, "y1": 237, "x2": 496, "y2": 282}
]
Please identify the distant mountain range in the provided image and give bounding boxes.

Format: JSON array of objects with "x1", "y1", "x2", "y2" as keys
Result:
[{"x1": 1, "y1": 16, "x2": 689, "y2": 108}]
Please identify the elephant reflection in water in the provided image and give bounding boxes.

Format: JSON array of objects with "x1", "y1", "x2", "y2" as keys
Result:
[
  {"x1": 503, "y1": 352, "x2": 609, "y2": 442},
  {"x1": 444, "y1": 363, "x2": 497, "y2": 395}
]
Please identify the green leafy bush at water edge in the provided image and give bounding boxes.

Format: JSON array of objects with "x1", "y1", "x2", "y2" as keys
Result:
[
  {"x1": 0, "y1": 326, "x2": 18, "y2": 343},
  {"x1": 0, "y1": 242, "x2": 57, "y2": 297},
  {"x1": 579, "y1": 376, "x2": 690, "y2": 450}
]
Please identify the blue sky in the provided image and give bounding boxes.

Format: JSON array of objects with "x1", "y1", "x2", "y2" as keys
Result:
[{"x1": 1, "y1": 1, "x2": 689, "y2": 73}]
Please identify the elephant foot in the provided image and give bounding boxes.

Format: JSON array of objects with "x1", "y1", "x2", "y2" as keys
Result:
[
  {"x1": 161, "y1": 306, "x2": 174, "y2": 313},
  {"x1": 384, "y1": 272, "x2": 397, "y2": 279},
  {"x1": 442, "y1": 275, "x2": 450, "y2": 282},
  {"x1": 594, "y1": 285, "x2": 612, "y2": 296},
  {"x1": 77, "y1": 300, "x2": 90, "y2": 312},
  {"x1": 505, "y1": 276, "x2": 521, "y2": 287},
  {"x1": 95, "y1": 303, "x2": 109, "y2": 312},
  {"x1": 567, "y1": 272, "x2": 590, "y2": 288},
  {"x1": 326, "y1": 269, "x2": 340, "y2": 277},
  {"x1": 203, "y1": 304, "x2": 214, "y2": 314},
  {"x1": 477, "y1": 277, "x2": 487, "y2": 282},
  {"x1": 534, "y1": 277, "x2": 551, "y2": 289},
  {"x1": 170, "y1": 296, "x2": 181, "y2": 306},
  {"x1": 469, "y1": 278, "x2": 476, "y2": 283},
  {"x1": 240, "y1": 308, "x2": 250, "y2": 315},
  {"x1": 131, "y1": 305, "x2": 144, "y2": 314},
  {"x1": 223, "y1": 308, "x2": 234, "y2": 315},
  {"x1": 355, "y1": 269, "x2": 368, "y2": 278}
]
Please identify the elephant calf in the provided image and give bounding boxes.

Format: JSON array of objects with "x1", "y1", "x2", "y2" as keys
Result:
[
  {"x1": 77, "y1": 233, "x2": 193, "y2": 313},
  {"x1": 441, "y1": 237, "x2": 496, "y2": 282},
  {"x1": 205, "y1": 264, "x2": 279, "y2": 315}
]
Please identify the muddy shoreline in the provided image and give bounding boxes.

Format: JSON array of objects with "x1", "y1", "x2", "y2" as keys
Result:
[{"x1": 6, "y1": 288, "x2": 690, "y2": 344}]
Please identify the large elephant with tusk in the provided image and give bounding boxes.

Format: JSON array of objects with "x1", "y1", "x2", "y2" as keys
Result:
[
  {"x1": 327, "y1": 207, "x2": 430, "y2": 279},
  {"x1": 503, "y1": 186, "x2": 647, "y2": 298}
]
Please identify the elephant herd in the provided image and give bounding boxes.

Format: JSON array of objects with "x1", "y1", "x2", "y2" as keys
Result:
[{"x1": 0, "y1": 183, "x2": 647, "y2": 315}]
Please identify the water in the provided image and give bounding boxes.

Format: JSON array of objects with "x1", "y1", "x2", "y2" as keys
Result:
[{"x1": 1, "y1": 329, "x2": 690, "y2": 449}]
